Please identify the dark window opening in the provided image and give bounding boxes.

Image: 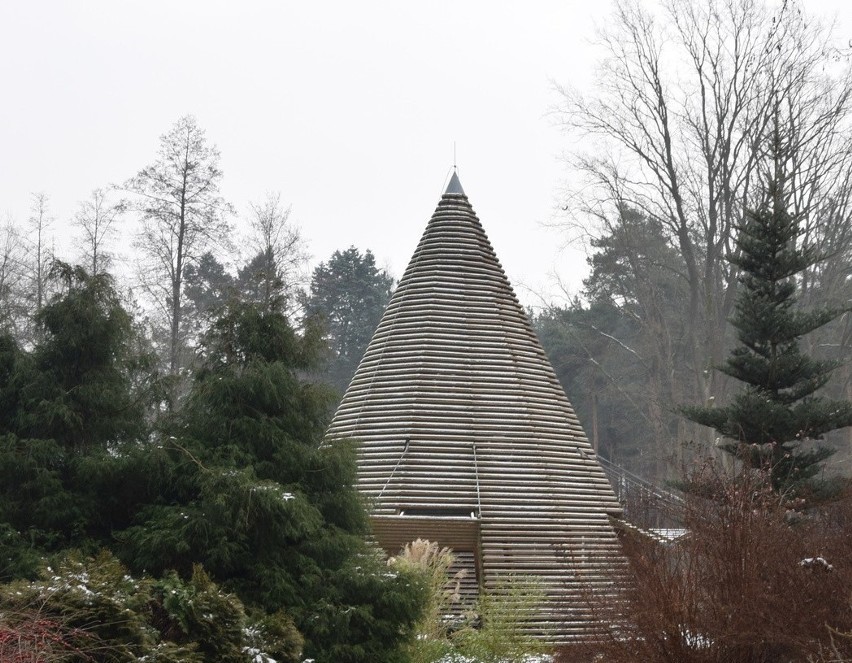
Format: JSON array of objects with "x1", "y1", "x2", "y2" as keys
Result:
[{"x1": 400, "y1": 507, "x2": 477, "y2": 518}]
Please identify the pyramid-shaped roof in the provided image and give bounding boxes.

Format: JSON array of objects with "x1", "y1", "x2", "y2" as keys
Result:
[{"x1": 325, "y1": 174, "x2": 625, "y2": 641}]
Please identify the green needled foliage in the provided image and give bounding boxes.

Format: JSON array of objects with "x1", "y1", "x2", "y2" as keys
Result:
[
  {"x1": 0, "y1": 264, "x2": 160, "y2": 577},
  {"x1": 0, "y1": 551, "x2": 301, "y2": 663},
  {"x1": 19, "y1": 263, "x2": 156, "y2": 449},
  {"x1": 119, "y1": 300, "x2": 426, "y2": 662},
  {"x1": 304, "y1": 247, "x2": 394, "y2": 396},
  {"x1": 683, "y1": 180, "x2": 852, "y2": 495},
  {"x1": 0, "y1": 274, "x2": 425, "y2": 660}
]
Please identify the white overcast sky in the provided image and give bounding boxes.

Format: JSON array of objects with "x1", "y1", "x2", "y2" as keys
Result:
[{"x1": 2, "y1": 1, "x2": 851, "y2": 308}]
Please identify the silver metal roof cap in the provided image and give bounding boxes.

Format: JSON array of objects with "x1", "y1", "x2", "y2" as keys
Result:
[{"x1": 444, "y1": 171, "x2": 465, "y2": 195}]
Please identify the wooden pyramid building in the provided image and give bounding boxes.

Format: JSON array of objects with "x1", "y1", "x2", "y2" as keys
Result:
[{"x1": 325, "y1": 172, "x2": 625, "y2": 641}]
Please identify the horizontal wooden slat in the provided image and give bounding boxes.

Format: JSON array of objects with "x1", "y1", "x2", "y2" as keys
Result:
[{"x1": 324, "y1": 184, "x2": 627, "y2": 644}]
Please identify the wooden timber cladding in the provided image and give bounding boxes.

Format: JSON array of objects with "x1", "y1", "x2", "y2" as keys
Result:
[{"x1": 324, "y1": 172, "x2": 626, "y2": 642}]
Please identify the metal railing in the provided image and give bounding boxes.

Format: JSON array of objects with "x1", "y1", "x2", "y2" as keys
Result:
[{"x1": 597, "y1": 455, "x2": 684, "y2": 530}]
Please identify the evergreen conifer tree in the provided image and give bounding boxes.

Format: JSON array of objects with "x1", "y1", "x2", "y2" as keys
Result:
[
  {"x1": 119, "y1": 299, "x2": 426, "y2": 662},
  {"x1": 683, "y1": 170, "x2": 852, "y2": 494},
  {"x1": 0, "y1": 264, "x2": 159, "y2": 578},
  {"x1": 304, "y1": 247, "x2": 394, "y2": 395}
]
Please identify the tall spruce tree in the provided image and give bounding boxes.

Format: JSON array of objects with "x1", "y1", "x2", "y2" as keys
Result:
[
  {"x1": 119, "y1": 299, "x2": 426, "y2": 662},
  {"x1": 0, "y1": 264, "x2": 158, "y2": 578},
  {"x1": 683, "y1": 173, "x2": 852, "y2": 494},
  {"x1": 304, "y1": 247, "x2": 393, "y2": 395}
]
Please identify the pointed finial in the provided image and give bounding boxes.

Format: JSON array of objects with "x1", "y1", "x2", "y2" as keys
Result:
[{"x1": 445, "y1": 170, "x2": 465, "y2": 195}]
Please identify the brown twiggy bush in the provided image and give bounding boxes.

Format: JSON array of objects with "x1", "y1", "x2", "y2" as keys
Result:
[
  {"x1": 559, "y1": 462, "x2": 852, "y2": 663},
  {"x1": 0, "y1": 603, "x2": 98, "y2": 663}
]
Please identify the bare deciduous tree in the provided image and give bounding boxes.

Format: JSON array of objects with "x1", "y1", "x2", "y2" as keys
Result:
[
  {"x1": 240, "y1": 192, "x2": 307, "y2": 316},
  {"x1": 124, "y1": 115, "x2": 232, "y2": 386},
  {"x1": 556, "y1": 0, "x2": 852, "y2": 469},
  {"x1": 73, "y1": 188, "x2": 124, "y2": 276},
  {"x1": 0, "y1": 216, "x2": 27, "y2": 337},
  {"x1": 27, "y1": 192, "x2": 53, "y2": 317}
]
